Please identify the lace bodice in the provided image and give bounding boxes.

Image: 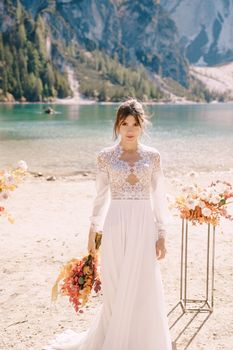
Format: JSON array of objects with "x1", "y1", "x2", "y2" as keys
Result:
[
  {"x1": 97, "y1": 143, "x2": 159, "y2": 200},
  {"x1": 89, "y1": 142, "x2": 172, "y2": 239}
]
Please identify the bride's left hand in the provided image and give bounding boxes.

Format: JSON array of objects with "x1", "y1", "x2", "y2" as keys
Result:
[{"x1": 156, "y1": 238, "x2": 167, "y2": 260}]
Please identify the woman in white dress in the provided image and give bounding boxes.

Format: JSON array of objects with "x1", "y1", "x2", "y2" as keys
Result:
[{"x1": 43, "y1": 98, "x2": 173, "y2": 350}]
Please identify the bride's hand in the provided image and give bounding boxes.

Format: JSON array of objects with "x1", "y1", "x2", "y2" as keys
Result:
[
  {"x1": 87, "y1": 227, "x2": 97, "y2": 255},
  {"x1": 156, "y1": 238, "x2": 167, "y2": 260}
]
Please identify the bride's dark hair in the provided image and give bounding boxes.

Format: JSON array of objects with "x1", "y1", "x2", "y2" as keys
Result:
[{"x1": 113, "y1": 98, "x2": 151, "y2": 141}]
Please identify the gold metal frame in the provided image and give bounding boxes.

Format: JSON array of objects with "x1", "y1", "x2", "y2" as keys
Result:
[{"x1": 178, "y1": 218, "x2": 216, "y2": 313}]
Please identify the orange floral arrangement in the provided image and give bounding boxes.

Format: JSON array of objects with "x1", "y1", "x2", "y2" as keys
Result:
[
  {"x1": 0, "y1": 160, "x2": 28, "y2": 223},
  {"x1": 51, "y1": 232, "x2": 102, "y2": 313},
  {"x1": 172, "y1": 180, "x2": 233, "y2": 226}
]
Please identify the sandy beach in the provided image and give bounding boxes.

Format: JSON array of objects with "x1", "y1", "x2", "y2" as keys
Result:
[{"x1": 0, "y1": 171, "x2": 233, "y2": 350}]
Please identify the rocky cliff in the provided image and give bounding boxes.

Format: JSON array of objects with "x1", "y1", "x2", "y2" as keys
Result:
[
  {"x1": 19, "y1": 0, "x2": 189, "y2": 86},
  {"x1": 160, "y1": 0, "x2": 233, "y2": 66}
]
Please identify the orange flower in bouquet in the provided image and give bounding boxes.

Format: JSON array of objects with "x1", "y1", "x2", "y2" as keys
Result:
[{"x1": 51, "y1": 232, "x2": 103, "y2": 313}]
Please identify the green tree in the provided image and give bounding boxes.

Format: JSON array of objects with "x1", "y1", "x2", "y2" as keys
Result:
[
  {"x1": 35, "y1": 77, "x2": 43, "y2": 101},
  {"x1": 28, "y1": 45, "x2": 41, "y2": 76},
  {"x1": 16, "y1": 0, "x2": 23, "y2": 23},
  {"x1": 17, "y1": 23, "x2": 27, "y2": 48},
  {"x1": 34, "y1": 15, "x2": 47, "y2": 58},
  {"x1": 44, "y1": 63, "x2": 55, "y2": 94},
  {"x1": 0, "y1": 34, "x2": 4, "y2": 61}
]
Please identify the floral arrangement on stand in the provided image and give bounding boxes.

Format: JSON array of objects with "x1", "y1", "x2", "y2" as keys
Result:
[
  {"x1": 171, "y1": 180, "x2": 233, "y2": 227},
  {"x1": 0, "y1": 160, "x2": 28, "y2": 223},
  {"x1": 51, "y1": 232, "x2": 103, "y2": 313}
]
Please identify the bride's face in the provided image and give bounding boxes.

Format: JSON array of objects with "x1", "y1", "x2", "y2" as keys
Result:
[{"x1": 117, "y1": 115, "x2": 142, "y2": 142}]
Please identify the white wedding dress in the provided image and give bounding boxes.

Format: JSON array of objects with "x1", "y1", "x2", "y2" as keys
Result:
[{"x1": 43, "y1": 141, "x2": 173, "y2": 350}]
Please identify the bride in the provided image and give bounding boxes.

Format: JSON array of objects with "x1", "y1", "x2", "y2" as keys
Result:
[{"x1": 43, "y1": 98, "x2": 173, "y2": 350}]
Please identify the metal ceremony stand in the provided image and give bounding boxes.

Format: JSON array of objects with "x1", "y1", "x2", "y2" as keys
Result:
[{"x1": 178, "y1": 218, "x2": 216, "y2": 313}]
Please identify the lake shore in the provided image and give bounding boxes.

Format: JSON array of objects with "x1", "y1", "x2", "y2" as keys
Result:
[
  {"x1": 1, "y1": 171, "x2": 233, "y2": 350},
  {"x1": 1, "y1": 99, "x2": 233, "y2": 106}
]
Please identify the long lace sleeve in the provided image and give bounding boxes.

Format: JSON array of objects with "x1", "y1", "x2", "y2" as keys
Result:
[
  {"x1": 89, "y1": 150, "x2": 110, "y2": 233},
  {"x1": 150, "y1": 151, "x2": 172, "y2": 240}
]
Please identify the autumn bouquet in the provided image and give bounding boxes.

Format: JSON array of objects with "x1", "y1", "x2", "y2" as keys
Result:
[
  {"x1": 171, "y1": 180, "x2": 233, "y2": 226},
  {"x1": 0, "y1": 160, "x2": 28, "y2": 223},
  {"x1": 51, "y1": 232, "x2": 103, "y2": 313}
]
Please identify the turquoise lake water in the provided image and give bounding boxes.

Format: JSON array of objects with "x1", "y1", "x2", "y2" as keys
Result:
[{"x1": 0, "y1": 103, "x2": 233, "y2": 176}]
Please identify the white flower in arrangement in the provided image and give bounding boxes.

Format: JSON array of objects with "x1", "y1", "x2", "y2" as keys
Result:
[
  {"x1": 200, "y1": 190, "x2": 208, "y2": 200},
  {"x1": 186, "y1": 199, "x2": 199, "y2": 210},
  {"x1": 3, "y1": 171, "x2": 15, "y2": 184},
  {"x1": 205, "y1": 190, "x2": 216, "y2": 201},
  {"x1": 189, "y1": 185, "x2": 198, "y2": 194},
  {"x1": 181, "y1": 185, "x2": 189, "y2": 193},
  {"x1": 209, "y1": 195, "x2": 221, "y2": 205},
  {"x1": 198, "y1": 200, "x2": 206, "y2": 208},
  {"x1": 224, "y1": 186, "x2": 231, "y2": 194},
  {"x1": 202, "y1": 207, "x2": 212, "y2": 217},
  {"x1": 181, "y1": 185, "x2": 197, "y2": 195},
  {"x1": 214, "y1": 182, "x2": 226, "y2": 193},
  {"x1": 207, "y1": 187, "x2": 217, "y2": 196},
  {"x1": 17, "y1": 160, "x2": 28, "y2": 171}
]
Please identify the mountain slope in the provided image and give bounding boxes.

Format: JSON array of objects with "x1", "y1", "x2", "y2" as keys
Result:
[
  {"x1": 4, "y1": 0, "x2": 228, "y2": 102},
  {"x1": 160, "y1": 0, "x2": 233, "y2": 66},
  {"x1": 21, "y1": 0, "x2": 189, "y2": 86},
  {"x1": 0, "y1": 0, "x2": 72, "y2": 102},
  {"x1": 191, "y1": 63, "x2": 233, "y2": 99},
  {"x1": 118, "y1": 1, "x2": 188, "y2": 86}
]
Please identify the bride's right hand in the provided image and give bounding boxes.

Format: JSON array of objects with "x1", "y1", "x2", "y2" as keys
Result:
[
  {"x1": 156, "y1": 238, "x2": 167, "y2": 260},
  {"x1": 87, "y1": 227, "x2": 96, "y2": 255}
]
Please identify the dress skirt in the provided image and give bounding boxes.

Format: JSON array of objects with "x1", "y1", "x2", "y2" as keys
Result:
[{"x1": 43, "y1": 199, "x2": 172, "y2": 350}]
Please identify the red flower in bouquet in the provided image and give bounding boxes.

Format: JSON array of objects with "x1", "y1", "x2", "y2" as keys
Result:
[{"x1": 51, "y1": 232, "x2": 102, "y2": 313}]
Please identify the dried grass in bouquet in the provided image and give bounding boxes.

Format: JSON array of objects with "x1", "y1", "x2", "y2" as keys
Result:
[{"x1": 51, "y1": 232, "x2": 103, "y2": 313}]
